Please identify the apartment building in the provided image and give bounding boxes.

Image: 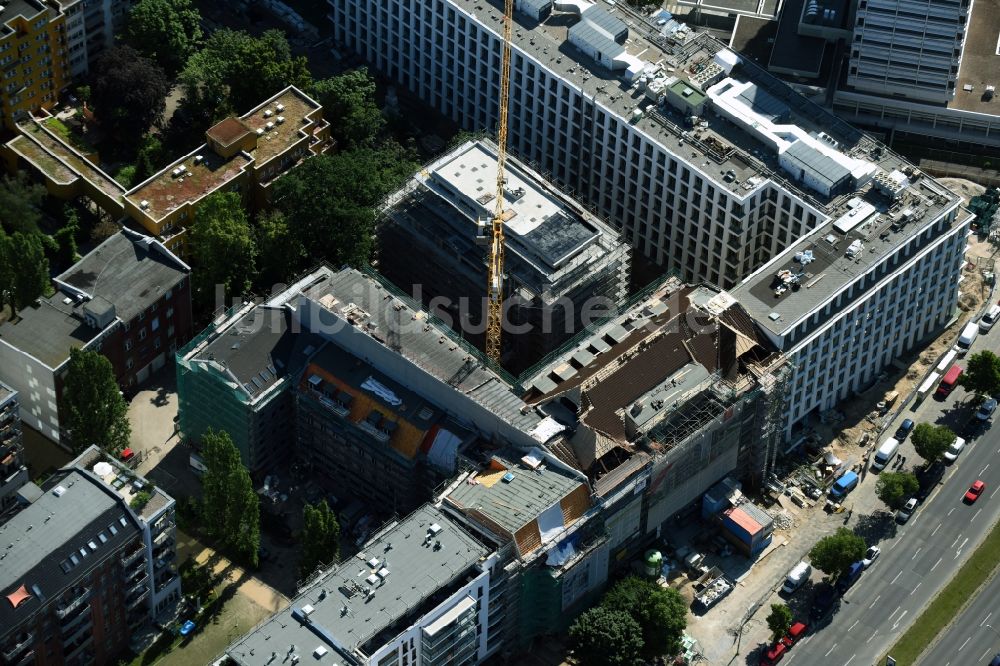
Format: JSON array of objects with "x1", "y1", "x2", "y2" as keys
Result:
[
  {"x1": 0, "y1": 0, "x2": 70, "y2": 130},
  {"x1": 3, "y1": 86, "x2": 331, "y2": 256},
  {"x1": 226, "y1": 504, "x2": 496, "y2": 666},
  {"x1": 0, "y1": 229, "x2": 192, "y2": 444},
  {"x1": 0, "y1": 448, "x2": 179, "y2": 666},
  {"x1": 56, "y1": 0, "x2": 133, "y2": 77},
  {"x1": 733, "y1": 180, "x2": 971, "y2": 442},
  {"x1": 0, "y1": 382, "x2": 27, "y2": 521},
  {"x1": 379, "y1": 138, "x2": 630, "y2": 372},
  {"x1": 331, "y1": 0, "x2": 920, "y2": 290}
]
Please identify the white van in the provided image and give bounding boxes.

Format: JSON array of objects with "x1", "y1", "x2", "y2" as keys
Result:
[
  {"x1": 871, "y1": 437, "x2": 900, "y2": 471},
  {"x1": 981, "y1": 305, "x2": 1000, "y2": 334},
  {"x1": 955, "y1": 322, "x2": 979, "y2": 355},
  {"x1": 782, "y1": 561, "x2": 812, "y2": 594}
]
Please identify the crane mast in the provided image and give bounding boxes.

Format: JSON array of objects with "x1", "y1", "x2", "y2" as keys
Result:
[{"x1": 485, "y1": 0, "x2": 514, "y2": 364}]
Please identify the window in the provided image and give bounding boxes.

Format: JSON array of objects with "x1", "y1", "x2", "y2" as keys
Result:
[
  {"x1": 126, "y1": 358, "x2": 134, "y2": 370},
  {"x1": 125, "y1": 339, "x2": 133, "y2": 351},
  {"x1": 151, "y1": 317, "x2": 160, "y2": 332},
  {"x1": 138, "y1": 328, "x2": 147, "y2": 341}
]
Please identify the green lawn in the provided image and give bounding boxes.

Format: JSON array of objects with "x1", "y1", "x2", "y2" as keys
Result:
[
  {"x1": 43, "y1": 116, "x2": 97, "y2": 154},
  {"x1": 884, "y1": 515, "x2": 1000, "y2": 665}
]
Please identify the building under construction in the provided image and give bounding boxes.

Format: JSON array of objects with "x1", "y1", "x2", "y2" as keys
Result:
[{"x1": 378, "y1": 139, "x2": 630, "y2": 373}]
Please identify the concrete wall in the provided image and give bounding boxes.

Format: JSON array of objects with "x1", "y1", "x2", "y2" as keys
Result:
[{"x1": 0, "y1": 340, "x2": 60, "y2": 442}]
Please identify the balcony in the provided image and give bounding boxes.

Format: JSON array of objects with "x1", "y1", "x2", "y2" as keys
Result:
[
  {"x1": 152, "y1": 530, "x2": 174, "y2": 549},
  {"x1": 59, "y1": 603, "x2": 91, "y2": 634},
  {"x1": 63, "y1": 634, "x2": 92, "y2": 662},
  {"x1": 355, "y1": 419, "x2": 390, "y2": 443},
  {"x1": 60, "y1": 617, "x2": 92, "y2": 648},
  {"x1": 2, "y1": 633, "x2": 33, "y2": 662},
  {"x1": 314, "y1": 391, "x2": 350, "y2": 418},
  {"x1": 126, "y1": 589, "x2": 149, "y2": 610},
  {"x1": 55, "y1": 588, "x2": 91, "y2": 619},
  {"x1": 126, "y1": 576, "x2": 149, "y2": 599},
  {"x1": 121, "y1": 544, "x2": 144, "y2": 567}
]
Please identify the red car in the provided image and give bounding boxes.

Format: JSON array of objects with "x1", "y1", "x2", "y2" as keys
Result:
[
  {"x1": 965, "y1": 480, "x2": 986, "y2": 503},
  {"x1": 761, "y1": 641, "x2": 787, "y2": 665},
  {"x1": 780, "y1": 622, "x2": 808, "y2": 648}
]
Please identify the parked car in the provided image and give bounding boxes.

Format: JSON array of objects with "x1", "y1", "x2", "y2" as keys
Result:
[
  {"x1": 989, "y1": 652, "x2": 1000, "y2": 666},
  {"x1": 942, "y1": 436, "x2": 967, "y2": 463},
  {"x1": 965, "y1": 480, "x2": 986, "y2": 504},
  {"x1": 862, "y1": 546, "x2": 881, "y2": 568},
  {"x1": 761, "y1": 641, "x2": 787, "y2": 665},
  {"x1": 976, "y1": 398, "x2": 998, "y2": 421},
  {"x1": 894, "y1": 419, "x2": 915, "y2": 440},
  {"x1": 896, "y1": 498, "x2": 918, "y2": 523},
  {"x1": 780, "y1": 622, "x2": 808, "y2": 648},
  {"x1": 810, "y1": 583, "x2": 835, "y2": 620}
]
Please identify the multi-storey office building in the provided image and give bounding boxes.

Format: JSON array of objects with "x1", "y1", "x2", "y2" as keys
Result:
[
  {"x1": 379, "y1": 138, "x2": 630, "y2": 371},
  {"x1": 846, "y1": 0, "x2": 971, "y2": 104},
  {"x1": 0, "y1": 230, "x2": 192, "y2": 444},
  {"x1": 226, "y1": 504, "x2": 495, "y2": 666},
  {"x1": 0, "y1": 382, "x2": 27, "y2": 521},
  {"x1": 0, "y1": 449, "x2": 179, "y2": 666},
  {"x1": 330, "y1": 0, "x2": 942, "y2": 292},
  {"x1": 733, "y1": 181, "x2": 971, "y2": 442},
  {"x1": 0, "y1": 0, "x2": 70, "y2": 130}
]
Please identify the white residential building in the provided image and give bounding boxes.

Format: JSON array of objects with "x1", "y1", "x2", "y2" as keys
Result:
[{"x1": 847, "y1": 0, "x2": 972, "y2": 104}]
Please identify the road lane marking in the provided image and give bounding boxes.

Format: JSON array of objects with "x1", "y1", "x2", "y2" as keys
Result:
[
  {"x1": 981, "y1": 611, "x2": 993, "y2": 627},
  {"x1": 891, "y1": 571, "x2": 902, "y2": 584},
  {"x1": 801, "y1": 636, "x2": 813, "y2": 646},
  {"x1": 956, "y1": 536, "x2": 969, "y2": 559},
  {"x1": 911, "y1": 582, "x2": 922, "y2": 596},
  {"x1": 867, "y1": 631, "x2": 878, "y2": 644},
  {"x1": 869, "y1": 594, "x2": 882, "y2": 608},
  {"x1": 973, "y1": 508, "x2": 982, "y2": 521},
  {"x1": 825, "y1": 643, "x2": 838, "y2": 657},
  {"x1": 960, "y1": 636, "x2": 971, "y2": 651},
  {"x1": 845, "y1": 654, "x2": 856, "y2": 665},
  {"x1": 849, "y1": 620, "x2": 859, "y2": 631},
  {"x1": 931, "y1": 557, "x2": 943, "y2": 572},
  {"x1": 992, "y1": 486, "x2": 999, "y2": 499},
  {"x1": 981, "y1": 463, "x2": 991, "y2": 475},
  {"x1": 912, "y1": 547, "x2": 922, "y2": 560},
  {"x1": 948, "y1": 508, "x2": 956, "y2": 516},
  {"x1": 932, "y1": 522, "x2": 942, "y2": 536},
  {"x1": 892, "y1": 610, "x2": 908, "y2": 630},
  {"x1": 952, "y1": 534, "x2": 961, "y2": 548},
  {"x1": 889, "y1": 605, "x2": 902, "y2": 620}
]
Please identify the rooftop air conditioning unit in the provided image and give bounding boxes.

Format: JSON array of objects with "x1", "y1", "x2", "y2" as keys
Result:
[
  {"x1": 276, "y1": 103, "x2": 285, "y2": 112},
  {"x1": 256, "y1": 128, "x2": 264, "y2": 136},
  {"x1": 140, "y1": 200, "x2": 150, "y2": 210},
  {"x1": 266, "y1": 122, "x2": 275, "y2": 131},
  {"x1": 193, "y1": 155, "x2": 204, "y2": 164},
  {"x1": 276, "y1": 116, "x2": 285, "y2": 124},
  {"x1": 264, "y1": 109, "x2": 273, "y2": 118}
]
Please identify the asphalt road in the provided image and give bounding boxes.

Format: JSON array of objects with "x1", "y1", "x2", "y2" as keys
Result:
[
  {"x1": 918, "y1": 569, "x2": 1000, "y2": 666},
  {"x1": 787, "y1": 328, "x2": 1000, "y2": 666}
]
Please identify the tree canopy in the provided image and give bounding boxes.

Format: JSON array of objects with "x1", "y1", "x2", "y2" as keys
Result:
[
  {"x1": 601, "y1": 576, "x2": 687, "y2": 659},
  {"x1": 63, "y1": 348, "x2": 131, "y2": 454},
  {"x1": 912, "y1": 423, "x2": 956, "y2": 463},
  {"x1": 124, "y1": 0, "x2": 202, "y2": 74},
  {"x1": 0, "y1": 231, "x2": 49, "y2": 317},
  {"x1": 92, "y1": 46, "x2": 171, "y2": 140},
  {"x1": 959, "y1": 350, "x2": 1000, "y2": 400},
  {"x1": 808, "y1": 528, "x2": 867, "y2": 577},
  {"x1": 179, "y1": 29, "x2": 311, "y2": 121},
  {"x1": 875, "y1": 471, "x2": 920, "y2": 510},
  {"x1": 189, "y1": 192, "x2": 257, "y2": 309},
  {"x1": 0, "y1": 172, "x2": 46, "y2": 234},
  {"x1": 311, "y1": 69, "x2": 385, "y2": 149},
  {"x1": 766, "y1": 603, "x2": 793, "y2": 641},
  {"x1": 299, "y1": 500, "x2": 341, "y2": 579},
  {"x1": 569, "y1": 606, "x2": 643, "y2": 666},
  {"x1": 200, "y1": 429, "x2": 260, "y2": 567},
  {"x1": 270, "y1": 146, "x2": 416, "y2": 272},
  {"x1": 254, "y1": 209, "x2": 304, "y2": 290}
]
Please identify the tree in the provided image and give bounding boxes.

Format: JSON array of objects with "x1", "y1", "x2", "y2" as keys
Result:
[
  {"x1": 200, "y1": 429, "x2": 260, "y2": 567},
  {"x1": 188, "y1": 192, "x2": 257, "y2": 309},
  {"x1": 92, "y1": 46, "x2": 171, "y2": 140},
  {"x1": 271, "y1": 146, "x2": 417, "y2": 268},
  {"x1": 135, "y1": 135, "x2": 166, "y2": 182},
  {"x1": 254, "y1": 209, "x2": 304, "y2": 288},
  {"x1": 179, "y1": 29, "x2": 311, "y2": 121},
  {"x1": 53, "y1": 206, "x2": 80, "y2": 270},
  {"x1": 766, "y1": 603, "x2": 793, "y2": 641},
  {"x1": 75, "y1": 85, "x2": 91, "y2": 105},
  {"x1": 959, "y1": 350, "x2": 1000, "y2": 400},
  {"x1": 875, "y1": 471, "x2": 920, "y2": 510},
  {"x1": 912, "y1": 423, "x2": 956, "y2": 463},
  {"x1": 115, "y1": 165, "x2": 138, "y2": 188},
  {"x1": 311, "y1": 69, "x2": 385, "y2": 149},
  {"x1": 569, "y1": 606, "x2": 643, "y2": 666},
  {"x1": 3, "y1": 232, "x2": 50, "y2": 317},
  {"x1": 808, "y1": 528, "x2": 867, "y2": 577},
  {"x1": 63, "y1": 348, "x2": 131, "y2": 454},
  {"x1": 124, "y1": 0, "x2": 202, "y2": 74},
  {"x1": 299, "y1": 500, "x2": 341, "y2": 578},
  {"x1": 601, "y1": 576, "x2": 687, "y2": 659},
  {"x1": 0, "y1": 172, "x2": 46, "y2": 234}
]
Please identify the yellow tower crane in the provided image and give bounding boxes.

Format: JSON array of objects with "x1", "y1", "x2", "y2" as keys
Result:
[{"x1": 485, "y1": 0, "x2": 515, "y2": 364}]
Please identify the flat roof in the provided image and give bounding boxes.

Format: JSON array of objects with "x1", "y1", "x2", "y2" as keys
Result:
[
  {"x1": 0, "y1": 0, "x2": 47, "y2": 37},
  {"x1": 126, "y1": 147, "x2": 252, "y2": 222},
  {"x1": 17, "y1": 121, "x2": 125, "y2": 201},
  {"x1": 70, "y1": 446, "x2": 174, "y2": 523},
  {"x1": 729, "y1": 16, "x2": 779, "y2": 67},
  {"x1": 239, "y1": 87, "x2": 324, "y2": 166},
  {"x1": 0, "y1": 470, "x2": 142, "y2": 632},
  {"x1": 0, "y1": 380, "x2": 15, "y2": 406},
  {"x1": 186, "y1": 305, "x2": 325, "y2": 404},
  {"x1": 0, "y1": 231, "x2": 188, "y2": 368},
  {"x1": 950, "y1": 0, "x2": 1000, "y2": 113},
  {"x1": 206, "y1": 117, "x2": 252, "y2": 147},
  {"x1": 733, "y1": 182, "x2": 969, "y2": 336},
  {"x1": 226, "y1": 505, "x2": 489, "y2": 665},
  {"x1": 768, "y1": 0, "x2": 825, "y2": 76},
  {"x1": 450, "y1": 0, "x2": 938, "y2": 218}
]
